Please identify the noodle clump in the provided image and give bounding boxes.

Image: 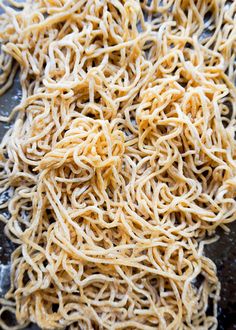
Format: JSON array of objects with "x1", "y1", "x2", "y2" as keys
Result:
[{"x1": 0, "y1": 0, "x2": 236, "y2": 329}]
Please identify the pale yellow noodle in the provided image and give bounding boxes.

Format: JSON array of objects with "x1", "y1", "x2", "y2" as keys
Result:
[{"x1": 0, "y1": 0, "x2": 235, "y2": 329}]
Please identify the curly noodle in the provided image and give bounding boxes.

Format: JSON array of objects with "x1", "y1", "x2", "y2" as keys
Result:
[{"x1": 0, "y1": 0, "x2": 235, "y2": 329}]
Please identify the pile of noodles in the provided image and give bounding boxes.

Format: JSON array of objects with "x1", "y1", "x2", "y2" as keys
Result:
[{"x1": 0, "y1": 0, "x2": 235, "y2": 329}]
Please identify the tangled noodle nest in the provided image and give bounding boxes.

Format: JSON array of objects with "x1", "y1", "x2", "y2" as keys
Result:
[{"x1": 0, "y1": 0, "x2": 235, "y2": 329}]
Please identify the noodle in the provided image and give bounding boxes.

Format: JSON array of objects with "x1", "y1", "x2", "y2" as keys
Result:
[{"x1": 0, "y1": 0, "x2": 235, "y2": 329}]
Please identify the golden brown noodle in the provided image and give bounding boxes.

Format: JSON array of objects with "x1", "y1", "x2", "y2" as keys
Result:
[{"x1": 0, "y1": 0, "x2": 236, "y2": 329}]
